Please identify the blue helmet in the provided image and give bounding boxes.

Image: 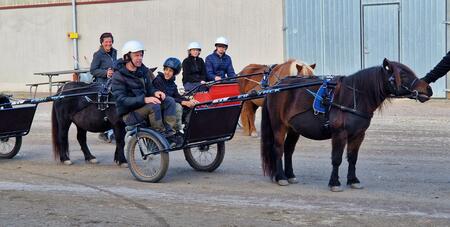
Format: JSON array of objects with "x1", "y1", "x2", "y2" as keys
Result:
[{"x1": 163, "y1": 57, "x2": 182, "y2": 75}]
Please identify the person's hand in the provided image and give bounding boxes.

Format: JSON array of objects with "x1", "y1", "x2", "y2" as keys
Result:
[
  {"x1": 107, "y1": 68, "x2": 114, "y2": 78},
  {"x1": 145, "y1": 97, "x2": 161, "y2": 104},
  {"x1": 214, "y1": 76, "x2": 221, "y2": 81},
  {"x1": 154, "y1": 91, "x2": 166, "y2": 100},
  {"x1": 181, "y1": 99, "x2": 199, "y2": 108},
  {"x1": 200, "y1": 80, "x2": 206, "y2": 84}
]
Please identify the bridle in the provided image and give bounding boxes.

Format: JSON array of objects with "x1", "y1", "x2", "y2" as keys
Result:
[{"x1": 386, "y1": 69, "x2": 420, "y2": 100}]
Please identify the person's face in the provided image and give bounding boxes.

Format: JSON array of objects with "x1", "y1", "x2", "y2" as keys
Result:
[
  {"x1": 130, "y1": 51, "x2": 143, "y2": 67},
  {"x1": 163, "y1": 67, "x2": 174, "y2": 79},
  {"x1": 215, "y1": 45, "x2": 227, "y2": 55},
  {"x1": 189, "y1": 49, "x2": 201, "y2": 57},
  {"x1": 101, "y1": 37, "x2": 113, "y2": 52}
]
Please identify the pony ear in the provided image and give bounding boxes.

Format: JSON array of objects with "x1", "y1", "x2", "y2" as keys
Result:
[
  {"x1": 382, "y1": 58, "x2": 393, "y2": 73},
  {"x1": 310, "y1": 63, "x2": 316, "y2": 69},
  {"x1": 383, "y1": 58, "x2": 402, "y2": 88},
  {"x1": 296, "y1": 64, "x2": 303, "y2": 74}
]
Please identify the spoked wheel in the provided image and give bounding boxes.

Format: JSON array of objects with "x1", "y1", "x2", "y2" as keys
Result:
[
  {"x1": 183, "y1": 142, "x2": 225, "y2": 172},
  {"x1": 0, "y1": 136, "x2": 22, "y2": 159},
  {"x1": 126, "y1": 131, "x2": 169, "y2": 183}
]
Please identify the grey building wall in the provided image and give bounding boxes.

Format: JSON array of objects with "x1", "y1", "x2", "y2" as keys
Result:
[
  {"x1": 284, "y1": 0, "x2": 448, "y2": 98},
  {"x1": 0, "y1": 0, "x2": 284, "y2": 91}
]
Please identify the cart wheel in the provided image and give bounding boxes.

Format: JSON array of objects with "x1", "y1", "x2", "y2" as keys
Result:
[
  {"x1": 0, "y1": 136, "x2": 22, "y2": 159},
  {"x1": 183, "y1": 142, "x2": 225, "y2": 172},
  {"x1": 126, "y1": 131, "x2": 169, "y2": 183}
]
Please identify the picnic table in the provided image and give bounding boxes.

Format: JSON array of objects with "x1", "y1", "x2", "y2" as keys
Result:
[{"x1": 31, "y1": 68, "x2": 89, "y2": 96}]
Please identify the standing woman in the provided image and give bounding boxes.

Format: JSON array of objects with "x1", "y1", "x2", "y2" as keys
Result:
[
  {"x1": 90, "y1": 32, "x2": 117, "y2": 142},
  {"x1": 90, "y1": 32, "x2": 117, "y2": 83},
  {"x1": 182, "y1": 42, "x2": 207, "y2": 92}
]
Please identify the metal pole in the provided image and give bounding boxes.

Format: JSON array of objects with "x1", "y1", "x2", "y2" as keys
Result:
[{"x1": 71, "y1": 0, "x2": 79, "y2": 70}]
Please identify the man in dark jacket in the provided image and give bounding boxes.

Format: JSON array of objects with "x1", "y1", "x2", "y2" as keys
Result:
[
  {"x1": 154, "y1": 57, "x2": 199, "y2": 131},
  {"x1": 421, "y1": 51, "x2": 450, "y2": 92},
  {"x1": 182, "y1": 42, "x2": 207, "y2": 92},
  {"x1": 111, "y1": 40, "x2": 181, "y2": 145},
  {"x1": 205, "y1": 37, "x2": 236, "y2": 81},
  {"x1": 90, "y1": 32, "x2": 117, "y2": 84}
]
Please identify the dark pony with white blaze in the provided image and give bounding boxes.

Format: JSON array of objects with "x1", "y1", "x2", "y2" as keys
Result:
[{"x1": 260, "y1": 58, "x2": 432, "y2": 192}]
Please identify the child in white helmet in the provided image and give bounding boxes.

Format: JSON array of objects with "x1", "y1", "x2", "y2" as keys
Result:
[
  {"x1": 205, "y1": 37, "x2": 236, "y2": 81},
  {"x1": 182, "y1": 42, "x2": 207, "y2": 92}
]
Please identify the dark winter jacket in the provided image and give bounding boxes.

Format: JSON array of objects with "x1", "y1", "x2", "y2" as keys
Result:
[
  {"x1": 90, "y1": 47, "x2": 117, "y2": 83},
  {"x1": 153, "y1": 72, "x2": 188, "y2": 104},
  {"x1": 422, "y1": 51, "x2": 450, "y2": 83},
  {"x1": 182, "y1": 55, "x2": 207, "y2": 84},
  {"x1": 111, "y1": 59, "x2": 158, "y2": 117},
  {"x1": 205, "y1": 51, "x2": 236, "y2": 81}
]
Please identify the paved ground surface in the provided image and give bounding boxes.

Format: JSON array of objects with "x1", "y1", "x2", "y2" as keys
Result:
[{"x1": 0, "y1": 99, "x2": 449, "y2": 226}]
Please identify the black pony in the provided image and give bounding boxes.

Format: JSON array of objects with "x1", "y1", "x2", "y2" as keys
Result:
[
  {"x1": 51, "y1": 82, "x2": 127, "y2": 166},
  {"x1": 0, "y1": 94, "x2": 11, "y2": 108},
  {"x1": 260, "y1": 58, "x2": 432, "y2": 191}
]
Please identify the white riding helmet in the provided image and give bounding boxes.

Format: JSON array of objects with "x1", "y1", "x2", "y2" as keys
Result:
[
  {"x1": 215, "y1": 36, "x2": 229, "y2": 46},
  {"x1": 121, "y1": 40, "x2": 145, "y2": 57},
  {"x1": 187, "y1": 42, "x2": 201, "y2": 50}
]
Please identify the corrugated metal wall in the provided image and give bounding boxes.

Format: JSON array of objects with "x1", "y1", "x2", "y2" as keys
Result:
[
  {"x1": 284, "y1": 0, "x2": 361, "y2": 75},
  {"x1": 285, "y1": 0, "x2": 447, "y2": 98},
  {"x1": 400, "y1": 0, "x2": 446, "y2": 98}
]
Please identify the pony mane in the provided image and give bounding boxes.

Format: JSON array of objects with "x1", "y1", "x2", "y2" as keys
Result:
[{"x1": 344, "y1": 66, "x2": 391, "y2": 112}]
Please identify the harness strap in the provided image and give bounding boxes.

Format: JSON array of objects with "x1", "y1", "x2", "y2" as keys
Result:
[
  {"x1": 306, "y1": 77, "x2": 374, "y2": 119},
  {"x1": 329, "y1": 102, "x2": 373, "y2": 119},
  {"x1": 243, "y1": 77, "x2": 261, "y2": 85}
]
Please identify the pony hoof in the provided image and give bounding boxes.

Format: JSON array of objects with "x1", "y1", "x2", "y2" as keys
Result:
[
  {"x1": 119, "y1": 163, "x2": 128, "y2": 168},
  {"x1": 349, "y1": 183, "x2": 364, "y2": 189},
  {"x1": 63, "y1": 160, "x2": 73, "y2": 165},
  {"x1": 250, "y1": 132, "x2": 258, "y2": 138},
  {"x1": 87, "y1": 159, "x2": 98, "y2": 164},
  {"x1": 330, "y1": 186, "x2": 343, "y2": 192},
  {"x1": 277, "y1": 180, "x2": 289, "y2": 186},
  {"x1": 288, "y1": 177, "x2": 299, "y2": 184}
]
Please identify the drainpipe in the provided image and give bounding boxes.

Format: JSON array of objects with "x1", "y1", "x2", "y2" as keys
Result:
[{"x1": 71, "y1": 0, "x2": 79, "y2": 70}]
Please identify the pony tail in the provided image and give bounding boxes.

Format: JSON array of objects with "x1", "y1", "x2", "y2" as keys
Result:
[{"x1": 260, "y1": 98, "x2": 276, "y2": 178}]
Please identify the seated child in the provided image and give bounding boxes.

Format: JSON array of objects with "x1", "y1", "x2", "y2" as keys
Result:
[{"x1": 152, "y1": 57, "x2": 199, "y2": 132}]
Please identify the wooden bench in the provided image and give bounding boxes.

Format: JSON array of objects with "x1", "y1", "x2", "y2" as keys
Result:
[{"x1": 25, "y1": 80, "x2": 71, "y2": 98}]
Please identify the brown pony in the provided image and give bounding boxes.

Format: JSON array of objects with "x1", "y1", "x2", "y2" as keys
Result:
[
  {"x1": 260, "y1": 59, "x2": 432, "y2": 192},
  {"x1": 238, "y1": 60, "x2": 316, "y2": 137}
]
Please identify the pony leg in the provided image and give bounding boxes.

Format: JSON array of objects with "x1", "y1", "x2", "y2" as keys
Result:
[
  {"x1": 240, "y1": 101, "x2": 253, "y2": 136},
  {"x1": 57, "y1": 120, "x2": 72, "y2": 164},
  {"x1": 113, "y1": 122, "x2": 127, "y2": 167},
  {"x1": 347, "y1": 133, "x2": 365, "y2": 189},
  {"x1": 76, "y1": 126, "x2": 97, "y2": 163},
  {"x1": 284, "y1": 129, "x2": 300, "y2": 184},
  {"x1": 273, "y1": 126, "x2": 289, "y2": 186},
  {"x1": 329, "y1": 131, "x2": 347, "y2": 192},
  {"x1": 249, "y1": 103, "x2": 259, "y2": 137}
]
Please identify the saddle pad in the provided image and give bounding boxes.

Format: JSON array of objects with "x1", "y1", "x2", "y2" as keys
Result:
[{"x1": 312, "y1": 83, "x2": 334, "y2": 114}]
